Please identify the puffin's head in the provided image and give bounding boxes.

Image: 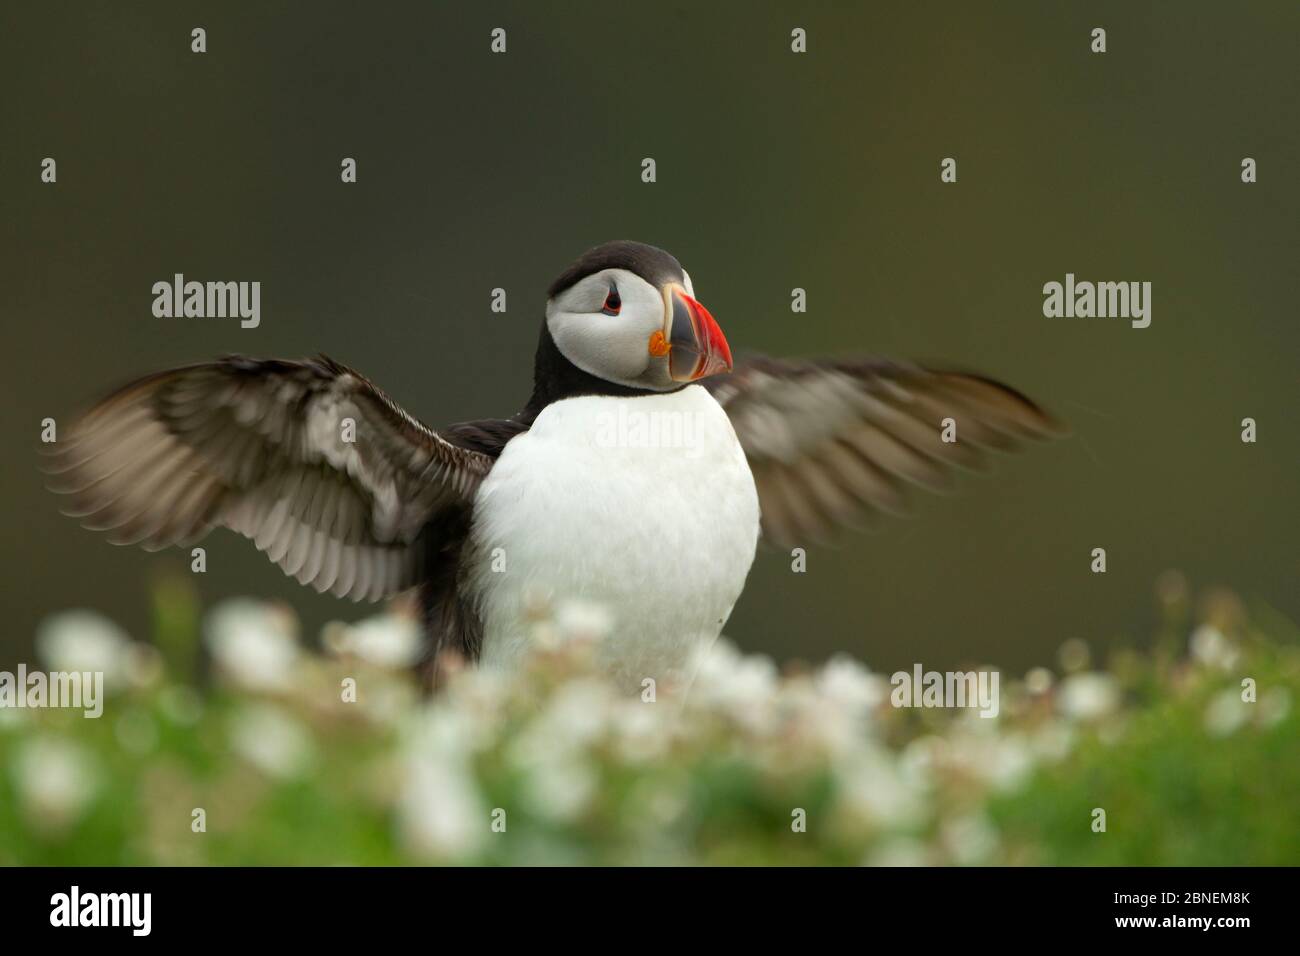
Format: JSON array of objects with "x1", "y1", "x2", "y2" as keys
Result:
[{"x1": 543, "y1": 240, "x2": 732, "y2": 392}]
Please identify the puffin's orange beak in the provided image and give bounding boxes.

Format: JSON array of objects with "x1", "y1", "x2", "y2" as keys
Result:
[{"x1": 656, "y1": 284, "x2": 732, "y2": 381}]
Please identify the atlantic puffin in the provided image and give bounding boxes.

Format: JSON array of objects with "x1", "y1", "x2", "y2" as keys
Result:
[{"x1": 44, "y1": 240, "x2": 1062, "y2": 690}]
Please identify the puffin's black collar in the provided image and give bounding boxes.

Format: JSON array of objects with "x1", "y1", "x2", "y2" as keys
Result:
[{"x1": 521, "y1": 324, "x2": 683, "y2": 419}]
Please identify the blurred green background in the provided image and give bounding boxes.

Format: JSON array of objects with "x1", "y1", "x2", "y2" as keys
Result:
[{"x1": 2, "y1": 0, "x2": 1296, "y2": 675}]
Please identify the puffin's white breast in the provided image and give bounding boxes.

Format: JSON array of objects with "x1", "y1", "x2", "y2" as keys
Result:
[{"x1": 464, "y1": 385, "x2": 760, "y2": 690}]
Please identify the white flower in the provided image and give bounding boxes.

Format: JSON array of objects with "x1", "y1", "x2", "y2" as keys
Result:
[
  {"x1": 357, "y1": 679, "x2": 419, "y2": 727},
  {"x1": 442, "y1": 667, "x2": 511, "y2": 734},
  {"x1": 1258, "y1": 688, "x2": 1292, "y2": 728},
  {"x1": 960, "y1": 732, "x2": 1034, "y2": 792},
  {"x1": 395, "y1": 701, "x2": 499, "y2": 857},
  {"x1": 1189, "y1": 625, "x2": 1239, "y2": 671},
  {"x1": 1203, "y1": 689, "x2": 1250, "y2": 738},
  {"x1": 1056, "y1": 673, "x2": 1120, "y2": 721},
  {"x1": 865, "y1": 837, "x2": 930, "y2": 867},
  {"x1": 689, "y1": 640, "x2": 779, "y2": 731},
  {"x1": 326, "y1": 612, "x2": 421, "y2": 669},
  {"x1": 509, "y1": 679, "x2": 613, "y2": 769},
  {"x1": 398, "y1": 753, "x2": 488, "y2": 860},
  {"x1": 407, "y1": 703, "x2": 481, "y2": 759},
  {"x1": 1024, "y1": 667, "x2": 1054, "y2": 695},
  {"x1": 228, "y1": 704, "x2": 316, "y2": 779},
  {"x1": 1030, "y1": 719, "x2": 1075, "y2": 762},
  {"x1": 689, "y1": 636, "x2": 743, "y2": 683},
  {"x1": 521, "y1": 754, "x2": 598, "y2": 823},
  {"x1": 779, "y1": 672, "x2": 879, "y2": 760},
  {"x1": 816, "y1": 656, "x2": 888, "y2": 714},
  {"x1": 11, "y1": 737, "x2": 98, "y2": 829},
  {"x1": 942, "y1": 812, "x2": 1000, "y2": 865},
  {"x1": 898, "y1": 735, "x2": 944, "y2": 785},
  {"x1": 609, "y1": 701, "x2": 673, "y2": 763},
  {"x1": 985, "y1": 735, "x2": 1034, "y2": 791},
  {"x1": 543, "y1": 678, "x2": 614, "y2": 741},
  {"x1": 204, "y1": 599, "x2": 300, "y2": 692},
  {"x1": 836, "y1": 746, "x2": 927, "y2": 830},
  {"x1": 35, "y1": 610, "x2": 134, "y2": 690}
]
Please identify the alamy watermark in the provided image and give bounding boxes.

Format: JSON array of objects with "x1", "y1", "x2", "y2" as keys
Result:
[
  {"x1": 152, "y1": 273, "x2": 260, "y2": 328},
  {"x1": 595, "y1": 407, "x2": 705, "y2": 457},
  {"x1": 0, "y1": 665, "x2": 103, "y2": 718},
  {"x1": 890, "y1": 664, "x2": 1000, "y2": 718},
  {"x1": 1042, "y1": 273, "x2": 1151, "y2": 328},
  {"x1": 50, "y1": 886, "x2": 151, "y2": 936}
]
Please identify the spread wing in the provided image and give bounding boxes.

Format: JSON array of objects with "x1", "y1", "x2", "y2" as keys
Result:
[
  {"x1": 706, "y1": 357, "x2": 1066, "y2": 548},
  {"x1": 43, "y1": 355, "x2": 497, "y2": 602}
]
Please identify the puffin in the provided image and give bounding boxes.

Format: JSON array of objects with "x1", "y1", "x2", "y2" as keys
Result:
[{"x1": 44, "y1": 240, "x2": 1063, "y2": 690}]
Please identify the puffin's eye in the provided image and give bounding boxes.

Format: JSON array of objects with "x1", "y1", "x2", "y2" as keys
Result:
[{"x1": 601, "y1": 286, "x2": 622, "y2": 316}]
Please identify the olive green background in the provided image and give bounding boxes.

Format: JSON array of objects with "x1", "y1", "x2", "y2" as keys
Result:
[{"x1": 2, "y1": 1, "x2": 1296, "y2": 674}]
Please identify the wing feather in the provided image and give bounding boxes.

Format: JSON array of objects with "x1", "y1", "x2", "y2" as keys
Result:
[
  {"x1": 44, "y1": 355, "x2": 496, "y2": 602},
  {"x1": 708, "y1": 358, "x2": 1065, "y2": 548}
]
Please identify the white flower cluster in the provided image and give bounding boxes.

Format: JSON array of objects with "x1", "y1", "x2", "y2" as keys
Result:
[
  {"x1": 8, "y1": 595, "x2": 1287, "y2": 865},
  {"x1": 384, "y1": 604, "x2": 1119, "y2": 865}
]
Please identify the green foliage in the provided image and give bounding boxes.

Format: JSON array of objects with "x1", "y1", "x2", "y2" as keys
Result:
[
  {"x1": 1, "y1": 585, "x2": 1296, "y2": 865},
  {"x1": 991, "y1": 625, "x2": 1300, "y2": 865}
]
